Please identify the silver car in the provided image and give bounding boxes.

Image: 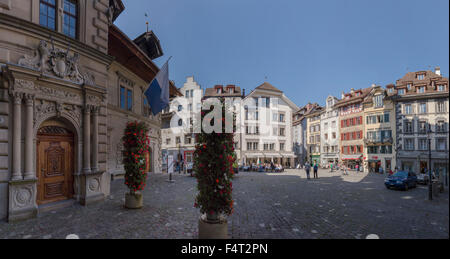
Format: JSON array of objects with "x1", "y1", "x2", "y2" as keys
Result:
[{"x1": 416, "y1": 173, "x2": 429, "y2": 185}]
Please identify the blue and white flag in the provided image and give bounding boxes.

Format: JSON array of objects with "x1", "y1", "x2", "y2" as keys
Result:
[{"x1": 145, "y1": 59, "x2": 170, "y2": 115}]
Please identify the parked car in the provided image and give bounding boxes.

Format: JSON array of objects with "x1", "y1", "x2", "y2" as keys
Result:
[
  {"x1": 416, "y1": 173, "x2": 429, "y2": 185},
  {"x1": 385, "y1": 171, "x2": 417, "y2": 190}
]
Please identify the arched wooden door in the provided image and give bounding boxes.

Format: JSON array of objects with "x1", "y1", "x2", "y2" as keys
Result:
[{"x1": 36, "y1": 126, "x2": 75, "y2": 205}]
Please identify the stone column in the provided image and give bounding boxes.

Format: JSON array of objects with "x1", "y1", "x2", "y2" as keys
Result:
[
  {"x1": 91, "y1": 106, "x2": 99, "y2": 172},
  {"x1": 24, "y1": 94, "x2": 35, "y2": 180},
  {"x1": 83, "y1": 105, "x2": 91, "y2": 174},
  {"x1": 11, "y1": 92, "x2": 23, "y2": 181}
]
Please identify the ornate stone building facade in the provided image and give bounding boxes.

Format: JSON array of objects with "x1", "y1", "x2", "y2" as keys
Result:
[{"x1": 0, "y1": 0, "x2": 177, "y2": 222}]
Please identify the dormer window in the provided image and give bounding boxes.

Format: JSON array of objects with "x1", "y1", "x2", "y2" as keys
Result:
[
  {"x1": 226, "y1": 86, "x2": 235, "y2": 93},
  {"x1": 327, "y1": 99, "x2": 333, "y2": 107},
  {"x1": 437, "y1": 85, "x2": 446, "y2": 91},
  {"x1": 388, "y1": 88, "x2": 394, "y2": 93},
  {"x1": 417, "y1": 86, "x2": 426, "y2": 93},
  {"x1": 398, "y1": 89, "x2": 405, "y2": 95},
  {"x1": 407, "y1": 84, "x2": 412, "y2": 90},
  {"x1": 417, "y1": 74, "x2": 425, "y2": 80},
  {"x1": 373, "y1": 95, "x2": 383, "y2": 108}
]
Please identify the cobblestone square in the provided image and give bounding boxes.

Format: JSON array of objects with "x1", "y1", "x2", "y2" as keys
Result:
[{"x1": 0, "y1": 169, "x2": 448, "y2": 239}]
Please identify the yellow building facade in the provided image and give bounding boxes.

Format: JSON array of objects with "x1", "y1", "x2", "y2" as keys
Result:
[{"x1": 362, "y1": 85, "x2": 396, "y2": 173}]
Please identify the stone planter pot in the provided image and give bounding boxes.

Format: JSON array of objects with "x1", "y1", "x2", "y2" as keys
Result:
[
  {"x1": 206, "y1": 211, "x2": 220, "y2": 223},
  {"x1": 198, "y1": 213, "x2": 228, "y2": 239},
  {"x1": 125, "y1": 192, "x2": 143, "y2": 209}
]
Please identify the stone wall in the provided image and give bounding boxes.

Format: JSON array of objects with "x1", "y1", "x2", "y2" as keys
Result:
[
  {"x1": 0, "y1": 0, "x2": 110, "y2": 53},
  {"x1": 106, "y1": 62, "x2": 162, "y2": 179}
]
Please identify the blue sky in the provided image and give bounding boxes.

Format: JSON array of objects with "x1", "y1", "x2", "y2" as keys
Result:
[{"x1": 115, "y1": 0, "x2": 449, "y2": 107}]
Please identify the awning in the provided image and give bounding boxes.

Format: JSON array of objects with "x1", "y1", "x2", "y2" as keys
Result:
[
  {"x1": 245, "y1": 153, "x2": 264, "y2": 158},
  {"x1": 342, "y1": 157, "x2": 362, "y2": 160},
  {"x1": 264, "y1": 153, "x2": 281, "y2": 157}
]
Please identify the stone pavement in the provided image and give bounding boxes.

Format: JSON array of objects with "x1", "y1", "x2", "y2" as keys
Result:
[{"x1": 0, "y1": 169, "x2": 448, "y2": 239}]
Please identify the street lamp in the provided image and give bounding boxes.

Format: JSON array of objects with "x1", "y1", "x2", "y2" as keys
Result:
[{"x1": 427, "y1": 128, "x2": 433, "y2": 201}]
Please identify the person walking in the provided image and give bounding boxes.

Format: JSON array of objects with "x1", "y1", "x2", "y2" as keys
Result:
[
  {"x1": 330, "y1": 163, "x2": 334, "y2": 173},
  {"x1": 378, "y1": 166, "x2": 384, "y2": 175},
  {"x1": 313, "y1": 163, "x2": 319, "y2": 179},
  {"x1": 305, "y1": 162, "x2": 311, "y2": 179},
  {"x1": 355, "y1": 164, "x2": 359, "y2": 173}
]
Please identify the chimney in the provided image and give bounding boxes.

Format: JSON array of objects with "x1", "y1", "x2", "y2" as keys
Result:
[
  {"x1": 371, "y1": 84, "x2": 376, "y2": 88},
  {"x1": 341, "y1": 92, "x2": 345, "y2": 99},
  {"x1": 242, "y1": 89, "x2": 246, "y2": 97},
  {"x1": 350, "y1": 88, "x2": 355, "y2": 94},
  {"x1": 435, "y1": 67, "x2": 441, "y2": 76}
]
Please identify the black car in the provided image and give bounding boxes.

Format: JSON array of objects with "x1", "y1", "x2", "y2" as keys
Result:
[{"x1": 385, "y1": 171, "x2": 417, "y2": 190}]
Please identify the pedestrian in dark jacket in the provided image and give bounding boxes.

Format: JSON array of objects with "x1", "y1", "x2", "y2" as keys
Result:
[
  {"x1": 313, "y1": 163, "x2": 319, "y2": 178},
  {"x1": 305, "y1": 162, "x2": 311, "y2": 179}
]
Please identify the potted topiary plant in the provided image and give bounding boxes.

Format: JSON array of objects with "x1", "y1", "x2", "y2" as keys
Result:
[
  {"x1": 122, "y1": 121, "x2": 150, "y2": 209},
  {"x1": 194, "y1": 98, "x2": 236, "y2": 239}
]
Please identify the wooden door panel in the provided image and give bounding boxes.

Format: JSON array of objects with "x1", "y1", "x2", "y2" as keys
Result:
[
  {"x1": 37, "y1": 132, "x2": 74, "y2": 205},
  {"x1": 44, "y1": 182, "x2": 64, "y2": 199}
]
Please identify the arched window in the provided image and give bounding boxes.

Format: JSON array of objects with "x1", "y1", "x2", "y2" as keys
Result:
[
  {"x1": 63, "y1": 0, "x2": 78, "y2": 38},
  {"x1": 178, "y1": 119, "x2": 183, "y2": 127}
]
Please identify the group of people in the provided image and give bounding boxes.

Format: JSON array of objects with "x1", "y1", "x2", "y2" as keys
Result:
[
  {"x1": 241, "y1": 162, "x2": 285, "y2": 173},
  {"x1": 303, "y1": 162, "x2": 319, "y2": 179},
  {"x1": 302, "y1": 161, "x2": 365, "y2": 177}
]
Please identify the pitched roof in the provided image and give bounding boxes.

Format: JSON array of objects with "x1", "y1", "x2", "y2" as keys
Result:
[
  {"x1": 108, "y1": 25, "x2": 181, "y2": 98},
  {"x1": 204, "y1": 85, "x2": 242, "y2": 98},
  {"x1": 133, "y1": 31, "x2": 164, "y2": 60},
  {"x1": 388, "y1": 70, "x2": 448, "y2": 99},
  {"x1": 334, "y1": 87, "x2": 372, "y2": 108},
  {"x1": 396, "y1": 70, "x2": 443, "y2": 85},
  {"x1": 255, "y1": 82, "x2": 283, "y2": 93},
  {"x1": 293, "y1": 103, "x2": 321, "y2": 125}
]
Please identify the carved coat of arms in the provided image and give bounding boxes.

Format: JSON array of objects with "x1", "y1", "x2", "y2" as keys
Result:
[{"x1": 18, "y1": 40, "x2": 94, "y2": 85}]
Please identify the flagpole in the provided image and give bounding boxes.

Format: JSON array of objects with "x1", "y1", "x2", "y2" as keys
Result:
[{"x1": 166, "y1": 56, "x2": 173, "y2": 64}]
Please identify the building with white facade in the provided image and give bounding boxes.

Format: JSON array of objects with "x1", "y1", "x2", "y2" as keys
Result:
[
  {"x1": 204, "y1": 84, "x2": 244, "y2": 162},
  {"x1": 161, "y1": 76, "x2": 202, "y2": 172},
  {"x1": 292, "y1": 103, "x2": 321, "y2": 167},
  {"x1": 320, "y1": 96, "x2": 340, "y2": 167},
  {"x1": 241, "y1": 82, "x2": 298, "y2": 167}
]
